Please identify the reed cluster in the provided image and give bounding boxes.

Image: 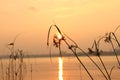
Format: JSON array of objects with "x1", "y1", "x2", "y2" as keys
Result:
[
  {"x1": 47, "y1": 24, "x2": 120, "y2": 80},
  {"x1": 0, "y1": 36, "x2": 26, "y2": 80},
  {"x1": 0, "y1": 24, "x2": 120, "y2": 80}
]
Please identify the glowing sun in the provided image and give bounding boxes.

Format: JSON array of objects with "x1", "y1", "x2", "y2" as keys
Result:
[{"x1": 57, "y1": 33, "x2": 62, "y2": 39}]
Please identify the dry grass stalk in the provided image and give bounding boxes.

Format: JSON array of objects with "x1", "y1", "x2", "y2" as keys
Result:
[{"x1": 47, "y1": 24, "x2": 94, "y2": 80}]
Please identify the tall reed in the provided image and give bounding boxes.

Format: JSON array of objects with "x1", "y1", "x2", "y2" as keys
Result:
[
  {"x1": 104, "y1": 32, "x2": 120, "y2": 66},
  {"x1": 6, "y1": 34, "x2": 26, "y2": 80},
  {"x1": 0, "y1": 58, "x2": 4, "y2": 80},
  {"x1": 47, "y1": 24, "x2": 94, "y2": 80},
  {"x1": 93, "y1": 27, "x2": 120, "y2": 79},
  {"x1": 64, "y1": 33, "x2": 108, "y2": 80},
  {"x1": 94, "y1": 40, "x2": 111, "y2": 80}
]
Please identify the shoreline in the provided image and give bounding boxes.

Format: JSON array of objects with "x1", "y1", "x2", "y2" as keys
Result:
[{"x1": 0, "y1": 52, "x2": 120, "y2": 59}]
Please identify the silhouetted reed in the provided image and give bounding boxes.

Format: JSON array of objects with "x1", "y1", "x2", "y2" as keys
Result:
[
  {"x1": 31, "y1": 64, "x2": 33, "y2": 80},
  {"x1": 109, "y1": 66, "x2": 120, "y2": 77},
  {"x1": 0, "y1": 24, "x2": 119, "y2": 80},
  {"x1": 0, "y1": 58, "x2": 4, "y2": 80},
  {"x1": 7, "y1": 45, "x2": 26, "y2": 80},
  {"x1": 93, "y1": 40, "x2": 111, "y2": 80},
  {"x1": 91, "y1": 25, "x2": 120, "y2": 79},
  {"x1": 64, "y1": 32, "x2": 108, "y2": 80},
  {"x1": 104, "y1": 32, "x2": 120, "y2": 66},
  {"x1": 47, "y1": 24, "x2": 94, "y2": 80},
  {"x1": 0, "y1": 34, "x2": 27, "y2": 80}
]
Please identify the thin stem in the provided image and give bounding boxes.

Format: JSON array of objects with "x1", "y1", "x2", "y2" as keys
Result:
[
  {"x1": 49, "y1": 45, "x2": 53, "y2": 63},
  {"x1": 111, "y1": 32, "x2": 120, "y2": 47},
  {"x1": 1, "y1": 59, "x2": 4, "y2": 80},
  {"x1": 94, "y1": 40, "x2": 111, "y2": 80},
  {"x1": 47, "y1": 25, "x2": 62, "y2": 46},
  {"x1": 64, "y1": 40, "x2": 94, "y2": 80},
  {"x1": 78, "y1": 47, "x2": 108, "y2": 80},
  {"x1": 31, "y1": 64, "x2": 32, "y2": 80},
  {"x1": 114, "y1": 25, "x2": 120, "y2": 33},
  {"x1": 109, "y1": 66, "x2": 115, "y2": 77},
  {"x1": 63, "y1": 32, "x2": 108, "y2": 79},
  {"x1": 99, "y1": 56, "x2": 111, "y2": 80},
  {"x1": 110, "y1": 40, "x2": 120, "y2": 66},
  {"x1": 63, "y1": 32, "x2": 78, "y2": 47}
]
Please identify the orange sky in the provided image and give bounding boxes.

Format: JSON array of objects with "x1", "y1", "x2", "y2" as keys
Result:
[{"x1": 0, "y1": 0, "x2": 120, "y2": 55}]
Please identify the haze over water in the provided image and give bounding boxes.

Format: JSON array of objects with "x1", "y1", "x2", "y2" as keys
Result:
[{"x1": 12, "y1": 56, "x2": 119, "y2": 80}]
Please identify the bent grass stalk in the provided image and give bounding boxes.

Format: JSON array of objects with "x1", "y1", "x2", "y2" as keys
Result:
[
  {"x1": 109, "y1": 66, "x2": 120, "y2": 77},
  {"x1": 63, "y1": 32, "x2": 108, "y2": 80},
  {"x1": 95, "y1": 30, "x2": 120, "y2": 79},
  {"x1": 94, "y1": 40, "x2": 111, "y2": 80},
  {"x1": 101, "y1": 32, "x2": 120, "y2": 66},
  {"x1": 47, "y1": 24, "x2": 94, "y2": 80},
  {"x1": 109, "y1": 32, "x2": 120, "y2": 66},
  {"x1": 63, "y1": 40, "x2": 94, "y2": 80},
  {"x1": 112, "y1": 25, "x2": 120, "y2": 65},
  {"x1": 96, "y1": 31, "x2": 120, "y2": 79}
]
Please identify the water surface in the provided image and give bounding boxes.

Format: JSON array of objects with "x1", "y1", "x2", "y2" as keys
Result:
[{"x1": 1, "y1": 56, "x2": 120, "y2": 80}]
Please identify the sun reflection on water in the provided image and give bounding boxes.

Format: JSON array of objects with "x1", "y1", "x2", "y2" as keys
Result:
[{"x1": 58, "y1": 58, "x2": 63, "y2": 80}]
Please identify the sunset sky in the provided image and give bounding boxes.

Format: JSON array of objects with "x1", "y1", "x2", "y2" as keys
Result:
[{"x1": 0, "y1": 0, "x2": 120, "y2": 55}]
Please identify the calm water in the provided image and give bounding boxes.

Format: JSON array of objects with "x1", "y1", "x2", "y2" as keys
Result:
[{"x1": 1, "y1": 56, "x2": 120, "y2": 80}]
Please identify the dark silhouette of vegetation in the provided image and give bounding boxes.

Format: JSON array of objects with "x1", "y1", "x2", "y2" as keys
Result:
[
  {"x1": 47, "y1": 24, "x2": 94, "y2": 80},
  {"x1": 0, "y1": 25, "x2": 120, "y2": 80},
  {"x1": 0, "y1": 34, "x2": 26, "y2": 80},
  {"x1": 87, "y1": 25, "x2": 120, "y2": 80},
  {"x1": 47, "y1": 24, "x2": 120, "y2": 80},
  {"x1": 90, "y1": 40, "x2": 111, "y2": 80}
]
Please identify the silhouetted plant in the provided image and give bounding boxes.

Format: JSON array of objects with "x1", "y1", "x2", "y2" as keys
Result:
[
  {"x1": 90, "y1": 40, "x2": 111, "y2": 80},
  {"x1": 109, "y1": 66, "x2": 120, "y2": 77},
  {"x1": 0, "y1": 57, "x2": 4, "y2": 80},
  {"x1": 31, "y1": 64, "x2": 32, "y2": 80},
  {"x1": 47, "y1": 24, "x2": 94, "y2": 80},
  {"x1": 64, "y1": 32, "x2": 108, "y2": 80},
  {"x1": 103, "y1": 25, "x2": 120, "y2": 66},
  {"x1": 4, "y1": 34, "x2": 26, "y2": 80},
  {"x1": 88, "y1": 48, "x2": 94, "y2": 54},
  {"x1": 104, "y1": 32, "x2": 120, "y2": 66},
  {"x1": 91, "y1": 26, "x2": 120, "y2": 79}
]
